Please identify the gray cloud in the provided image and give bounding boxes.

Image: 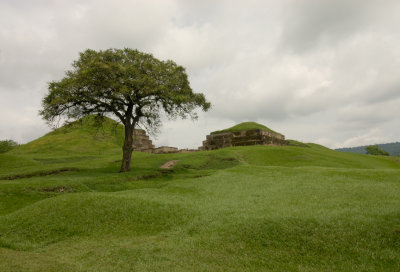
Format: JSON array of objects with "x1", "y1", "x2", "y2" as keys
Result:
[
  {"x1": 1, "y1": 0, "x2": 400, "y2": 149},
  {"x1": 280, "y1": 0, "x2": 400, "y2": 53}
]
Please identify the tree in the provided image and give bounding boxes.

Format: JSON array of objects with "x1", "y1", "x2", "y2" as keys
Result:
[
  {"x1": 0, "y1": 139, "x2": 18, "y2": 153},
  {"x1": 365, "y1": 145, "x2": 389, "y2": 156},
  {"x1": 40, "y1": 48, "x2": 210, "y2": 172}
]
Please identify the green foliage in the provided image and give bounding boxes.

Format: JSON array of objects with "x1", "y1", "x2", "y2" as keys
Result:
[
  {"x1": 40, "y1": 48, "x2": 210, "y2": 171},
  {"x1": 1, "y1": 125, "x2": 400, "y2": 270},
  {"x1": 40, "y1": 48, "x2": 210, "y2": 130},
  {"x1": 337, "y1": 142, "x2": 400, "y2": 156},
  {"x1": 365, "y1": 145, "x2": 390, "y2": 156},
  {"x1": 0, "y1": 140, "x2": 18, "y2": 154},
  {"x1": 211, "y1": 121, "x2": 278, "y2": 135}
]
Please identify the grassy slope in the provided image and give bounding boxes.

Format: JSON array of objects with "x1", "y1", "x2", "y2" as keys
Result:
[
  {"x1": 211, "y1": 121, "x2": 278, "y2": 134},
  {"x1": 1, "y1": 121, "x2": 400, "y2": 271},
  {"x1": 1, "y1": 116, "x2": 124, "y2": 178},
  {"x1": 13, "y1": 115, "x2": 125, "y2": 155}
]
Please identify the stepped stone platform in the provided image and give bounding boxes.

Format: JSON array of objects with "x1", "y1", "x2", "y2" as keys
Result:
[
  {"x1": 132, "y1": 130, "x2": 193, "y2": 154},
  {"x1": 200, "y1": 128, "x2": 287, "y2": 151},
  {"x1": 132, "y1": 129, "x2": 154, "y2": 152}
]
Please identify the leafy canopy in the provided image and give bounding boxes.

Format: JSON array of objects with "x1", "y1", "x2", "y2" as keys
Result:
[
  {"x1": 365, "y1": 145, "x2": 390, "y2": 156},
  {"x1": 0, "y1": 139, "x2": 18, "y2": 154},
  {"x1": 40, "y1": 48, "x2": 210, "y2": 131},
  {"x1": 40, "y1": 48, "x2": 210, "y2": 172}
]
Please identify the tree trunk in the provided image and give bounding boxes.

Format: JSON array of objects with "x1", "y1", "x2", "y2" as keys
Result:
[{"x1": 120, "y1": 123, "x2": 134, "y2": 172}]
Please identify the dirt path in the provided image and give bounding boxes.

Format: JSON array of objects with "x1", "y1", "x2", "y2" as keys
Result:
[{"x1": 160, "y1": 160, "x2": 179, "y2": 169}]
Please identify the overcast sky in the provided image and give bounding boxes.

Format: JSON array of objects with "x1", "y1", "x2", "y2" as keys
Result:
[{"x1": 1, "y1": 0, "x2": 400, "y2": 149}]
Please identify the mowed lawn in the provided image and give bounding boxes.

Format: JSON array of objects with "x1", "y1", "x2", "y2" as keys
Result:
[{"x1": 0, "y1": 121, "x2": 399, "y2": 271}]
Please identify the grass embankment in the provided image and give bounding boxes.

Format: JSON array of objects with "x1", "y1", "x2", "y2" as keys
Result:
[
  {"x1": 210, "y1": 121, "x2": 279, "y2": 134},
  {"x1": 0, "y1": 118, "x2": 399, "y2": 271}
]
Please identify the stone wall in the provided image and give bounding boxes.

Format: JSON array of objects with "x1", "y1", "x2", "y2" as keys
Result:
[
  {"x1": 131, "y1": 131, "x2": 187, "y2": 154},
  {"x1": 153, "y1": 146, "x2": 179, "y2": 154},
  {"x1": 132, "y1": 129, "x2": 154, "y2": 152},
  {"x1": 178, "y1": 148, "x2": 198, "y2": 153},
  {"x1": 200, "y1": 129, "x2": 287, "y2": 150}
]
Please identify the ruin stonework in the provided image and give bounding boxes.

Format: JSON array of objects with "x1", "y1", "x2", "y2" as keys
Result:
[
  {"x1": 153, "y1": 146, "x2": 179, "y2": 154},
  {"x1": 132, "y1": 129, "x2": 154, "y2": 152},
  {"x1": 132, "y1": 131, "x2": 186, "y2": 154},
  {"x1": 200, "y1": 129, "x2": 287, "y2": 151}
]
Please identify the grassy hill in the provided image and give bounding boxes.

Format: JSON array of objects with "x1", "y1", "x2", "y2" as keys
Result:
[
  {"x1": 1, "y1": 120, "x2": 400, "y2": 271},
  {"x1": 13, "y1": 115, "x2": 125, "y2": 155},
  {"x1": 336, "y1": 142, "x2": 400, "y2": 156},
  {"x1": 211, "y1": 121, "x2": 279, "y2": 134}
]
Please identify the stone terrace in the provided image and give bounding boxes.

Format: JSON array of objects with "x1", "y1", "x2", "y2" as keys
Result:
[
  {"x1": 132, "y1": 129, "x2": 154, "y2": 152},
  {"x1": 200, "y1": 129, "x2": 287, "y2": 151}
]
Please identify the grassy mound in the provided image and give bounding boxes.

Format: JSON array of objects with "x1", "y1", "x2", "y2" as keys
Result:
[
  {"x1": 1, "y1": 123, "x2": 400, "y2": 270},
  {"x1": 211, "y1": 122, "x2": 279, "y2": 135},
  {"x1": 228, "y1": 145, "x2": 399, "y2": 169},
  {"x1": 12, "y1": 116, "x2": 125, "y2": 155},
  {"x1": 0, "y1": 115, "x2": 127, "y2": 179},
  {"x1": 0, "y1": 192, "x2": 192, "y2": 250}
]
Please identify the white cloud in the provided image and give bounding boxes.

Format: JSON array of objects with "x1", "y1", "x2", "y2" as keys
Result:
[{"x1": 338, "y1": 128, "x2": 389, "y2": 149}]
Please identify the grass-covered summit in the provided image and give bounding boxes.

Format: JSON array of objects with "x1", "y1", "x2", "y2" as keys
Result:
[
  {"x1": 13, "y1": 116, "x2": 125, "y2": 155},
  {"x1": 211, "y1": 121, "x2": 279, "y2": 135}
]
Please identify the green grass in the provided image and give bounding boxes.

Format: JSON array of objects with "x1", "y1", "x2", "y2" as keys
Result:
[
  {"x1": 211, "y1": 121, "x2": 279, "y2": 134},
  {"x1": 1, "y1": 119, "x2": 400, "y2": 271},
  {"x1": 13, "y1": 115, "x2": 125, "y2": 156},
  {"x1": 287, "y1": 139, "x2": 310, "y2": 147}
]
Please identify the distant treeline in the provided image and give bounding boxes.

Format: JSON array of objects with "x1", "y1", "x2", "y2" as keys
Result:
[{"x1": 336, "y1": 142, "x2": 400, "y2": 156}]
